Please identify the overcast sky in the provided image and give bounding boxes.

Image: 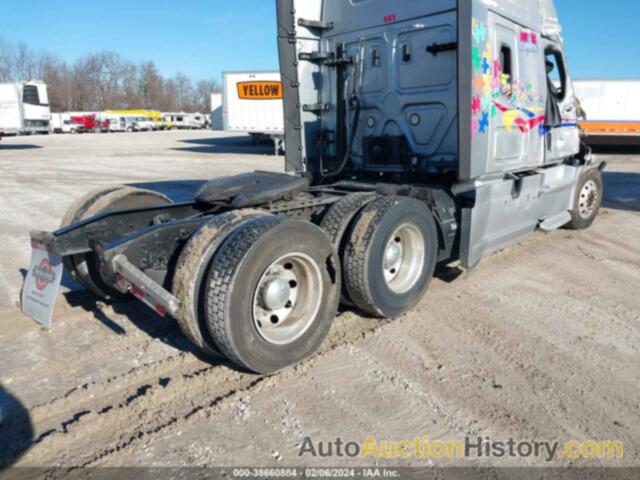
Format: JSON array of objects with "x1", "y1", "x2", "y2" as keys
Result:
[{"x1": 1, "y1": 0, "x2": 637, "y2": 81}]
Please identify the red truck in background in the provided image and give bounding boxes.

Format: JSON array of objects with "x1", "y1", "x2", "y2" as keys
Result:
[{"x1": 70, "y1": 114, "x2": 106, "y2": 133}]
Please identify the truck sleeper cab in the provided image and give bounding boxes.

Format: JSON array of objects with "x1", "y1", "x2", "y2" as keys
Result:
[{"x1": 24, "y1": 0, "x2": 604, "y2": 374}]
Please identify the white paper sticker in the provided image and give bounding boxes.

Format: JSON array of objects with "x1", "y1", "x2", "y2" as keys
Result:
[{"x1": 21, "y1": 244, "x2": 64, "y2": 329}]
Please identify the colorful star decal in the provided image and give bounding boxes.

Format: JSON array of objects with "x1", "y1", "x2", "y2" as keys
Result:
[
  {"x1": 472, "y1": 47, "x2": 482, "y2": 70},
  {"x1": 479, "y1": 112, "x2": 489, "y2": 134},
  {"x1": 473, "y1": 21, "x2": 487, "y2": 43},
  {"x1": 482, "y1": 57, "x2": 490, "y2": 75}
]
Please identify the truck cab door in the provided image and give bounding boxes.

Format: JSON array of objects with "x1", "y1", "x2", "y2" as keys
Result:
[{"x1": 542, "y1": 42, "x2": 580, "y2": 163}]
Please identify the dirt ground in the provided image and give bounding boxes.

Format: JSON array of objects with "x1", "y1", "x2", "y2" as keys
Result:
[{"x1": 0, "y1": 131, "x2": 638, "y2": 472}]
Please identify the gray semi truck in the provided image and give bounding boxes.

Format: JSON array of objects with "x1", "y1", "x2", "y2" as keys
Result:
[{"x1": 23, "y1": 0, "x2": 604, "y2": 374}]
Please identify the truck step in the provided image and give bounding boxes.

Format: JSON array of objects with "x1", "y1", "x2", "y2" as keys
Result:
[{"x1": 539, "y1": 211, "x2": 572, "y2": 232}]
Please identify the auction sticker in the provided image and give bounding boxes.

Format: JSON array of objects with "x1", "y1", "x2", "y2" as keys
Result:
[{"x1": 21, "y1": 242, "x2": 63, "y2": 328}]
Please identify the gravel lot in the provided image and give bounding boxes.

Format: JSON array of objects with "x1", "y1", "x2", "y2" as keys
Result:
[{"x1": 0, "y1": 131, "x2": 638, "y2": 471}]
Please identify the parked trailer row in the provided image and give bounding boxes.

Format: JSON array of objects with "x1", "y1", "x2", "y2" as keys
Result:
[{"x1": 47, "y1": 111, "x2": 211, "y2": 134}]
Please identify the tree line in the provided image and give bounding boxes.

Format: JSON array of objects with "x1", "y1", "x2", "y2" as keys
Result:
[{"x1": 0, "y1": 38, "x2": 219, "y2": 113}]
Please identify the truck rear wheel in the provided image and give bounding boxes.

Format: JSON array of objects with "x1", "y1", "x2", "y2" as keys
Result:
[
  {"x1": 61, "y1": 186, "x2": 172, "y2": 300},
  {"x1": 343, "y1": 196, "x2": 438, "y2": 318},
  {"x1": 566, "y1": 168, "x2": 603, "y2": 230},
  {"x1": 319, "y1": 192, "x2": 377, "y2": 305},
  {"x1": 204, "y1": 217, "x2": 340, "y2": 374},
  {"x1": 172, "y1": 209, "x2": 269, "y2": 358}
]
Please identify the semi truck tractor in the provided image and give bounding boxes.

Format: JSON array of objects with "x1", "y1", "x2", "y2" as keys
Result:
[
  {"x1": 0, "y1": 81, "x2": 50, "y2": 138},
  {"x1": 23, "y1": 0, "x2": 604, "y2": 374}
]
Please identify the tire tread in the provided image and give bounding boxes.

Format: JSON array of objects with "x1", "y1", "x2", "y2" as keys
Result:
[
  {"x1": 205, "y1": 216, "x2": 284, "y2": 368},
  {"x1": 343, "y1": 196, "x2": 406, "y2": 316},
  {"x1": 172, "y1": 209, "x2": 267, "y2": 357}
]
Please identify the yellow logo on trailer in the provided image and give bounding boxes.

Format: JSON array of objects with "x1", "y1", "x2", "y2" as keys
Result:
[{"x1": 237, "y1": 81, "x2": 283, "y2": 100}]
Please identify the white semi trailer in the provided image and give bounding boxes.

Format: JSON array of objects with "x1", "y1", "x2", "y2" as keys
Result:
[
  {"x1": 574, "y1": 79, "x2": 640, "y2": 146},
  {"x1": 211, "y1": 93, "x2": 223, "y2": 130},
  {"x1": 0, "y1": 81, "x2": 50, "y2": 139},
  {"x1": 222, "y1": 71, "x2": 285, "y2": 153}
]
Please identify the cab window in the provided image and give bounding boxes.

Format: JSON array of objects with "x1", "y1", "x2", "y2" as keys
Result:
[
  {"x1": 545, "y1": 48, "x2": 567, "y2": 101},
  {"x1": 500, "y1": 45, "x2": 513, "y2": 83}
]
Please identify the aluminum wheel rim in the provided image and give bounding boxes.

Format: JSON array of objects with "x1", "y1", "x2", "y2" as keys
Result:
[
  {"x1": 382, "y1": 223, "x2": 425, "y2": 294},
  {"x1": 252, "y1": 253, "x2": 323, "y2": 345},
  {"x1": 578, "y1": 180, "x2": 600, "y2": 219}
]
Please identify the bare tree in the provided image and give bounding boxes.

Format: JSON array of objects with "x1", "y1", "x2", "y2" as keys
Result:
[
  {"x1": 0, "y1": 37, "x2": 223, "y2": 113},
  {"x1": 73, "y1": 52, "x2": 128, "y2": 110},
  {"x1": 0, "y1": 38, "x2": 14, "y2": 82},
  {"x1": 161, "y1": 78, "x2": 178, "y2": 112},
  {"x1": 13, "y1": 43, "x2": 35, "y2": 80},
  {"x1": 171, "y1": 73, "x2": 195, "y2": 112},
  {"x1": 118, "y1": 62, "x2": 141, "y2": 109},
  {"x1": 194, "y1": 79, "x2": 220, "y2": 112},
  {"x1": 38, "y1": 53, "x2": 74, "y2": 111},
  {"x1": 139, "y1": 61, "x2": 164, "y2": 109}
]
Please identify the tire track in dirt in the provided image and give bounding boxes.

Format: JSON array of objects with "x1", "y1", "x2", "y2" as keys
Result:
[
  {"x1": 6, "y1": 196, "x2": 640, "y2": 468},
  {"x1": 13, "y1": 307, "x2": 395, "y2": 468},
  {"x1": 18, "y1": 356, "x2": 251, "y2": 467}
]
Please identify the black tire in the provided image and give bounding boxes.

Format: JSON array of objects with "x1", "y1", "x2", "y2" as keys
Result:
[
  {"x1": 204, "y1": 217, "x2": 341, "y2": 374},
  {"x1": 566, "y1": 168, "x2": 603, "y2": 230},
  {"x1": 343, "y1": 196, "x2": 438, "y2": 318},
  {"x1": 172, "y1": 209, "x2": 269, "y2": 358},
  {"x1": 319, "y1": 193, "x2": 378, "y2": 305},
  {"x1": 60, "y1": 186, "x2": 125, "y2": 295},
  {"x1": 60, "y1": 186, "x2": 172, "y2": 300},
  {"x1": 319, "y1": 193, "x2": 378, "y2": 251}
]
